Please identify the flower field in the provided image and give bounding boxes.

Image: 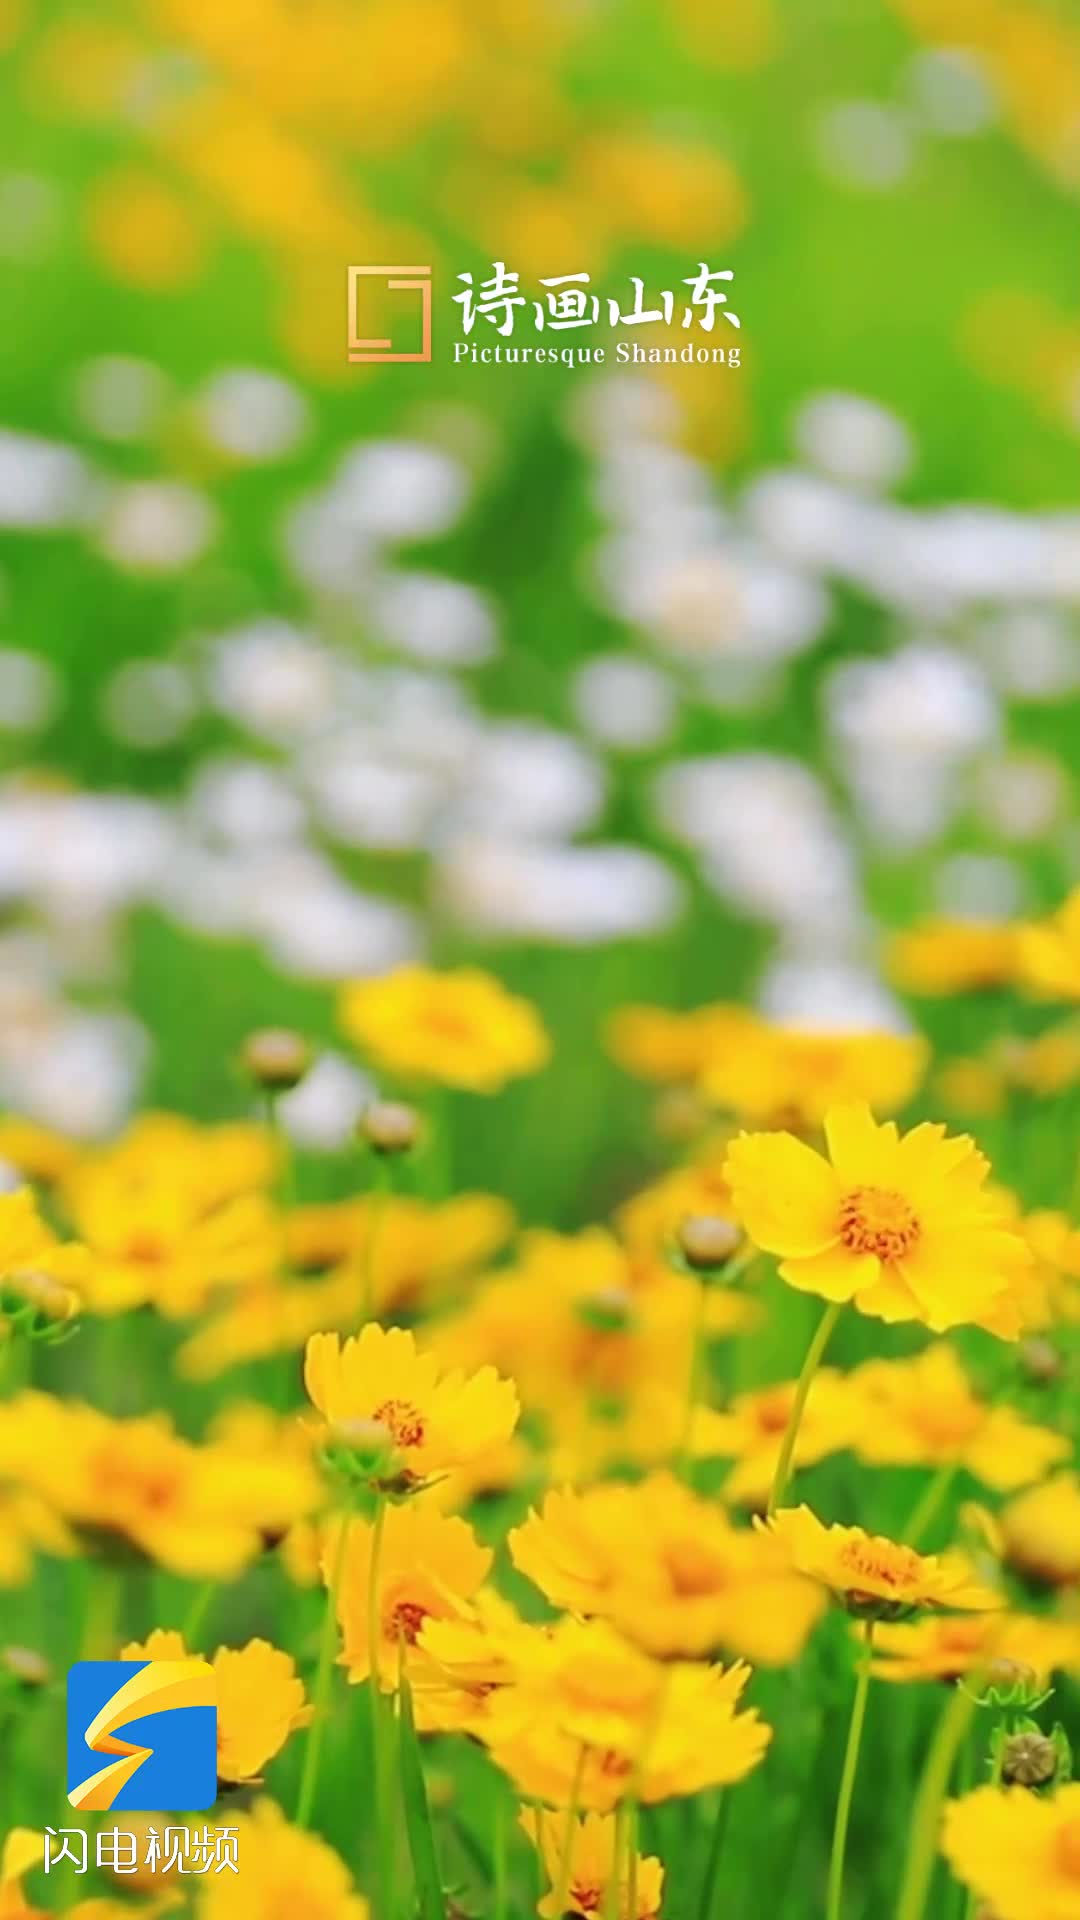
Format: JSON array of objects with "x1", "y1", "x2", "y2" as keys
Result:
[{"x1": 3, "y1": 1, "x2": 1080, "y2": 1917}]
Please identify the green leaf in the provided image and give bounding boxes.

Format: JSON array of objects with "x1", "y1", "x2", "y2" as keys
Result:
[{"x1": 399, "y1": 1665, "x2": 448, "y2": 1920}]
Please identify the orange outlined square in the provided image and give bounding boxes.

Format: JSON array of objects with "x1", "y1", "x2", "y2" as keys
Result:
[{"x1": 347, "y1": 265, "x2": 432, "y2": 364}]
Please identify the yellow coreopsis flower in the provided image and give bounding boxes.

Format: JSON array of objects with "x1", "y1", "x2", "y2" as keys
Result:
[
  {"x1": 197, "y1": 1800, "x2": 368, "y2": 1920},
  {"x1": 1000, "y1": 1473, "x2": 1080, "y2": 1587},
  {"x1": 327, "y1": 1502, "x2": 492, "y2": 1690},
  {"x1": 1018, "y1": 888, "x2": 1080, "y2": 1000},
  {"x1": 121, "y1": 1630, "x2": 311, "y2": 1783},
  {"x1": 887, "y1": 917, "x2": 1019, "y2": 995},
  {"x1": 484, "y1": 1616, "x2": 770, "y2": 1810},
  {"x1": 606, "y1": 1001, "x2": 759, "y2": 1084},
  {"x1": 0, "y1": 1188, "x2": 88, "y2": 1315},
  {"x1": 867, "y1": 1611, "x2": 1080, "y2": 1685},
  {"x1": 525, "y1": 1809, "x2": 664, "y2": 1920},
  {"x1": 1, "y1": 1830, "x2": 42, "y2": 1920},
  {"x1": 700, "y1": 1023, "x2": 928, "y2": 1130},
  {"x1": 510, "y1": 1475, "x2": 825, "y2": 1666},
  {"x1": 304, "y1": 1324, "x2": 519, "y2": 1484},
  {"x1": 0, "y1": 1393, "x2": 318, "y2": 1579},
  {"x1": 943, "y1": 1783, "x2": 1080, "y2": 1920},
  {"x1": 698, "y1": 1369, "x2": 860, "y2": 1508},
  {"x1": 339, "y1": 964, "x2": 549, "y2": 1092},
  {"x1": 759, "y1": 1507, "x2": 1001, "y2": 1619},
  {"x1": 413, "y1": 1590, "x2": 549, "y2": 1738},
  {"x1": 724, "y1": 1100, "x2": 1032, "y2": 1334},
  {"x1": 850, "y1": 1344, "x2": 1069, "y2": 1491}
]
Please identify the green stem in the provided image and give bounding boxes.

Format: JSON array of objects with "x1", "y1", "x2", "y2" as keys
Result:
[
  {"x1": 492, "y1": 1797, "x2": 508, "y2": 1920},
  {"x1": 553, "y1": 1744, "x2": 588, "y2": 1918},
  {"x1": 895, "y1": 1678, "x2": 981, "y2": 1920},
  {"x1": 296, "y1": 1507, "x2": 352, "y2": 1829},
  {"x1": 904, "y1": 1463, "x2": 960, "y2": 1549},
  {"x1": 767, "y1": 1300, "x2": 843, "y2": 1517},
  {"x1": 366, "y1": 1497, "x2": 394, "y2": 1920},
  {"x1": 826, "y1": 1621, "x2": 874, "y2": 1920},
  {"x1": 360, "y1": 1161, "x2": 391, "y2": 1325},
  {"x1": 604, "y1": 1800, "x2": 629, "y2": 1920},
  {"x1": 676, "y1": 1276, "x2": 710, "y2": 1479},
  {"x1": 181, "y1": 1581, "x2": 217, "y2": 1650},
  {"x1": 699, "y1": 1790, "x2": 732, "y2": 1920}
]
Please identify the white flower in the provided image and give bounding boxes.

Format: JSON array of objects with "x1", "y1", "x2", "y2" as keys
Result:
[
  {"x1": 194, "y1": 366, "x2": 310, "y2": 462},
  {"x1": 793, "y1": 392, "x2": 914, "y2": 493},
  {"x1": 0, "y1": 431, "x2": 92, "y2": 529},
  {"x1": 99, "y1": 481, "x2": 215, "y2": 573},
  {"x1": 332, "y1": 441, "x2": 469, "y2": 541},
  {"x1": 369, "y1": 571, "x2": 498, "y2": 666},
  {"x1": 572, "y1": 653, "x2": 678, "y2": 750},
  {"x1": 277, "y1": 1052, "x2": 376, "y2": 1152},
  {"x1": 0, "y1": 651, "x2": 60, "y2": 732},
  {"x1": 437, "y1": 837, "x2": 684, "y2": 942},
  {"x1": 206, "y1": 620, "x2": 338, "y2": 740},
  {"x1": 73, "y1": 356, "x2": 170, "y2": 443}
]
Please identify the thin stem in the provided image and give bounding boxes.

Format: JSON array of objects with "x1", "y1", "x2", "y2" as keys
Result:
[
  {"x1": 604, "y1": 1801, "x2": 629, "y2": 1920},
  {"x1": 360, "y1": 1161, "x2": 391, "y2": 1326},
  {"x1": 676, "y1": 1276, "x2": 711, "y2": 1479},
  {"x1": 826, "y1": 1621, "x2": 874, "y2": 1920},
  {"x1": 626, "y1": 1803, "x2": 639, "y2": 1920},
  {"x1": 296, "y1": 1507, "x2": 352, "y2": 1829},
  {"x1": 895, "y1": 1678, "x2": 981, "y2": 1920},
  {"x1": 492, "y1": 1797, "x2": 508, "y2": 1920},
  {"x1": 767, "y1": 1300, "x2": 843, "y2": 1517},
  {"x1": 553, "y1": 1744, "x2": 588, "y2": 1918},
  {"x1": 366, "y1": 1497, "x2": 394, "y2": 1920},
  {"x1": 904, "y1": 1463, "x2": 959, "y2": 1549},
  {"x1": 181, "y1": 1581, "x2": 217, "y2": 1650},
  {"x1": 699, "y1": 1790, "x2": 732, "y2": 1920}
]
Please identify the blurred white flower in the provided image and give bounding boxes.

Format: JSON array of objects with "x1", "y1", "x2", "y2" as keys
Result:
[
  {"x1": 793, "y1": 392, "x2": 914, "y2": 493},
  {"x1": 0, "y1": 173, "x2": 61, "y2": 262},
  {"x1": 933, "y1": 853, "x2": 1024, "y2": 921},
  {"x1": 0, "y1": 1008, "x2": 146, "y2": 1138},
  {"x1": 302, "y1": 746, "x2": 439, "y2": 851},
  {"x1": 0, "y1": 430, "x2": 92, "y2": 529},
  {"x1": 278, "y1": 1051, "x2": 377, "y2": 1152},
  {"x1": 194, "y1": 367, "x2": 310, "y2": 463},
  {"x1": 759, "y1": 954, "x2": 910, "y2": 1031},
  {"x1": 99, "y1": 480, "x2": 216, "y2": 573},
  {"x1": 332, "y1": 441, "x2": 469, "y2": 541},
  {"x1": 971, "y1": 608, "x2": 1080, "y2": 700},
  {"x1": 815, "y1": 100, "x2": 916, "y2": 190},
  {"x1": 972, "y1": 750, "x2": 1069, "y2": 844},
  {"x1": 206, "y1": 619, "x2": 338, "y2": 740},
  {"x1": 572, "y1": 653, "x2": 678, "y2": 750},
  {"x1": 653, "y1": 753, "x2": 863, "y2": 937},
  {"x1": 0, "y1": 651, "x2": 60, "y2": 732},
  {"x1": 456, "y1": 724, "x2": 606, "y2": 839},
  {"x1": 369, "y1": 571, "x2": 498, "y2": 666},
  {"x1": 185, "y1": 757, "x2": 306, "y2": 846},
  {"x1": 438, "y1": 836, "x2": 684, "y2": 942},
  {"x1": 101, "y1": 659, "x2": 196, "y2": 748},
  {"x1": 73, "y1": 356, "x2": 170, "y2": 443},
  {"x1": 906, "y1": 48, "x2": 997, "y2": 137}
]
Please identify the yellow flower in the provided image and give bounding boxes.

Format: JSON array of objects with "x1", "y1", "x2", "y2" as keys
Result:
[
  {"x1": 868, "y1": 1611, "x2": 1080, "y2": 1685},
  {"x1": 339, "y1": 965, "x2": 549, "y2": 1092},
  {"x1": 697, "y1": 1369, "x2": 859, "y2": 1508},
  {"x1": 701, "y1": 1023, "x2": 928, "y2": 1130},
  {"x1": 1, "y1": 1831, "x2": 42, "y2": 1920},
  {"x1": 328, "y1": 1502, "x2": 492, "y2": 1690},
  {"x1": 525, "y1": 1809, "x2": 664, "y2": 1920},
  {"x1": 304, "y1": 1324, "x2": 519, "y2": 1483},
  {"x1": 62, "y1": 1125, "x2": 279, "y2": 1318},
  {"x1": 1000, "y1": 1474, "x2": 1080, "y2": 1588},
  {"x1": 942, "y1": 1783, "x2": 1080, "y2": 1920},
  {"x1": 121, "y1": 1630, "x2": 311, "y2": 1783},
  {"x1": 0, "y1": 1119, "x2": 78, "y2": 1185},
  {"x1": 0, "y1": 1393, "x2": 318, "y2": 1578},
  {"x1": 759, "y1": 1506, "x2": 1000, "y2": 1619},
  {"x1": 0, "y1": 1188, "x2": 88, "y2": 1314},
  {"x1": 0, "y1": 1486, "x2": 75, "y2": 1586},
  {"x1": 1018, "y1": 888, "x2": 1080, "y2": 1000},
  {"x1": 724, "y1": 1100, "x2": 1031, "y2": 1334},
  {"x1": 510, "y1": 1476, "x2": 825, "y2": 1665},
  {"x1": 850, "y1": 1344, "x2": 1069, "y2": 1490},
  {"x1": 484, "y1": 1616, "x2": 770, "y2": 1810},
  {"x1": 606, "y1": 1002, "x2": 758, "y2": 1084},
  {"x1": 887, "y1": 917, "x2": 1019, "y2": 994},
  {"x1": 197, "y1": 1799, "x2": 368, "y2": 1920},
  {"x1": 413, "y1": 1589, "x2": 548, "y2": 1737}
]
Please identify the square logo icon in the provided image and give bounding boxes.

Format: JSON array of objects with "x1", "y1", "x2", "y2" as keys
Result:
[
  {"x1": 347, "y1": 265, "x2": 433, "y2": 364},
  {"x1": 67, "y1": 1660, "x2": 217, "y2": 1812}
]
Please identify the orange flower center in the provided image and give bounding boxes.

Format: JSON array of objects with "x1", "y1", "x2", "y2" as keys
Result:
[
  {"x1": 386, "y1": 1600, "x2": 429, "y2": 1646},
  {"x1": 838, "y1": 1534, "x2": 922, "y2": 1597},
  {"x1": 569, "y1": 1884, "x2": 603, "y2": 1914},
  {"x1": 664, "y1": 1539, "x2": 725, "y2": 1598},
  {"x1": 1056, "y1": 1821, "x2": 1080, "y2": 1880},
  {"x1": 838, "y1": 1187, "x2": 921, "y2": 1262},
  {"x1": 371, "y1": 1398, "x2": 426, "y2": 1449}
]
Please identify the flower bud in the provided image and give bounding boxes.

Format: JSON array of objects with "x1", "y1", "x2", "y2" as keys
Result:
[
  {"x1": 1018, "y1": 1337, "x2": 1063, "y2": 1387},
  {"x1": 358, "y1": 1101, "x2": 421, "y2": 1156},
  {"x1": 652, "y1": 1087, "x2": 708, "y2": 1143},
  {"x1": 328, "y1": 1416, "x2": 394, "y2": 1474},
  {"x1": 677, "y1": 1214, "x2": 741, "y2": 1272},
  {"x1": 5, "y1": 1267, "x2": 79, "y2": 1322},
  {"x1": 1001, "y1": 1729, "x2": 1057, "y2": 1788},
  {"x1": 576, "y1": 1286, "x2": 635, "y2": 1333},
  {"x1": 242, "y1": 1028, "x2": 312, "y2": 1092},
  {"x1": 1, "y1": 1645, "x2": 50, "y2": 1687}
]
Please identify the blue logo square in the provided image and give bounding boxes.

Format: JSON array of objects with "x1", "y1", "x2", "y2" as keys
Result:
[{"x1": 67, "y1": 1660, "x2": 217, "y2": 1812}]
